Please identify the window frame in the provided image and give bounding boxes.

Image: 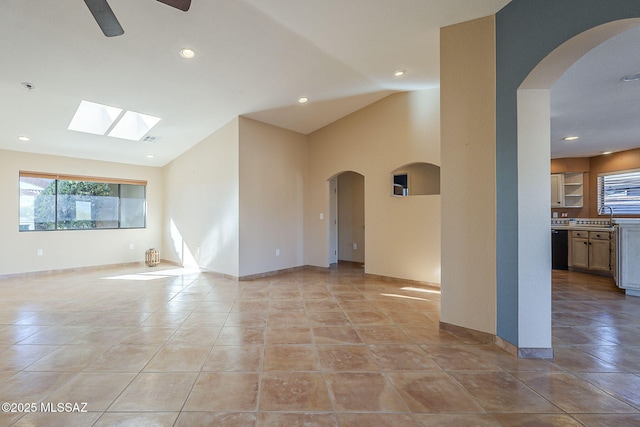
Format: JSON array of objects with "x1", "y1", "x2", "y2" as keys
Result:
[
  {"x1": 597, "y1": 168, "x2": 640, "y2": 216},
  {"x1": 19, "y1": 171, "x2": 147, "y2": 232}
]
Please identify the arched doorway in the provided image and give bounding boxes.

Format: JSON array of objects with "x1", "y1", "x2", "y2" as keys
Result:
[
  {"x1": 515, "y1": 19, "x2": 640, "y2": 355},
  {"x1": 440, "y1": 2, "x2": 640, "y2": 357}
]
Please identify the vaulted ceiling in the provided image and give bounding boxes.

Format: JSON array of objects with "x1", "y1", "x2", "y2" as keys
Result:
[
  {"x1": 5, "y1": 1, "x2": 636, "y2": 167},
  {"x1": 1, "y1": 0, "x2": 510, "y2": 166}
]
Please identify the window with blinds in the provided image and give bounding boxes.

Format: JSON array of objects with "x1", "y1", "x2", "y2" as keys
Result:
[
  {"x1": 19, "y1": 171, "x2": 147, "y2": 231},
  {"x1": 597, "y1": 169, "x2": 640, "y2": 215}
]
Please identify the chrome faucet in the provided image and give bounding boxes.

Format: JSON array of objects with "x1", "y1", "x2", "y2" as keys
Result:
[{"x1": 599, "y1": 205, "x2": 613, "y2": 225}]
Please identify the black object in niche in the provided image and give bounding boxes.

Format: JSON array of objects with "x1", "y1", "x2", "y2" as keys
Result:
[{"x1": 393, "y1": 174, "x2": 408, "y2": 196}]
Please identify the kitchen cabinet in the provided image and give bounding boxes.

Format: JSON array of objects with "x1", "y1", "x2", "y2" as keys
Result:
[
  {"x1": 550, "y1": 172, "x2": 583, "y2": 208},
  {"x1": 563, "y1": 173, "x2": 583, "y2": 208},
  {"x1": 551, "y1": 174, "x2": 563, "y2": 207},
  {"x1": 589, "y1": 231, "x2": 611, "y2": 272},
  {"x1": 614, "y1": 223, "x2": 640, "y2": 296},
  {"x1": 569, "y1": 230, "x2": 610, "y2": 273},
  {"x1": 569, "y1": 230, "x2": 589, "y2": 269},
  {"x1": 611, "y1": 229, "x2": 617, "y2": 283}
]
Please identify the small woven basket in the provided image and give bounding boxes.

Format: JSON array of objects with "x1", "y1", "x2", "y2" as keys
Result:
[{"x1": 145, "y1": 248, "x2": 160, "y2": 267}]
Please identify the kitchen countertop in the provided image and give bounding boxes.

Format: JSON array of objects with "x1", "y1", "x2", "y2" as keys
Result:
[
  {"x1": 551, "y1": 225, "x2": 614, "y2": 232},
  {"x1": 551, "y1": 218, "x2": 640, "y2": 232},
  {"x1": 551, "y1": 218, "x2": 613, "y2": 232}
]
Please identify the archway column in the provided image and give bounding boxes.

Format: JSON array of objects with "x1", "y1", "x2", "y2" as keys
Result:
[{"x1": 516, "y1": 88, "x2": 553, "y2": 357}]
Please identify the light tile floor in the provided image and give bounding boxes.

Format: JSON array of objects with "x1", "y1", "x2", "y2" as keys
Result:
[{"x1": 0, "y1": 264, "x2": 639, "y2": 426}]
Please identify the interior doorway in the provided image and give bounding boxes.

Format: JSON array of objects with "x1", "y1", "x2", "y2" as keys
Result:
[
  {"x1": 329, "y1": 178, "x2": 338, "y2": 265},
  {"x1": 328, "y1": 171, "x2": 365, "y2": 266},
  {"x1": 516, "y1": 19, "x2": 640, "y2": 352}
]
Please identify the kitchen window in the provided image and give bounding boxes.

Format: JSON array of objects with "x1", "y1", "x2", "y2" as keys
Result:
[
  {"x1": 597, "y1": 169, "x2": 640, "y2": 215},
  {"x1": 19, "y1": 171, "x2": 146, "y2": 231}
]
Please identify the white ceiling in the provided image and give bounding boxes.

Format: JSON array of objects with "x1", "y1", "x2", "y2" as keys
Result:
[
  {"x1": 1, "y1": 0, "x2": 510, "y2": 167},
  {"x1": 551, "y1": 25, "x2": 640, "y2": 159},
  {"x1": 4, "y1": 1, "x2": 639, "y2": 167}
]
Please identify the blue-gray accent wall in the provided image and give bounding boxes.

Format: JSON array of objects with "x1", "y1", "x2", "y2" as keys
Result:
[{"x1": 495, "y1": 0, "x2": 640, "y2": 346}]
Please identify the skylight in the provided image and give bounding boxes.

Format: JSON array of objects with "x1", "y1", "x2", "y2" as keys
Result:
[
  {"x1": 108, "y1": 111, "x2": 162, "y2": 141},
  {"x1": 68, "y1": 100, "x2": 122, "y2": 136},
  {"x1": 67, "y1": 100, "x2": 161, "y2": 141}
]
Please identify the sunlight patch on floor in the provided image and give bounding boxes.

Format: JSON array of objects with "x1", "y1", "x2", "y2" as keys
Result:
[
  {"x1": 401, "y1": 286, "x2": 441, "y2": 295},
  {"x1": 379, "y1": 293, "x2": 430, "y2": 301}
]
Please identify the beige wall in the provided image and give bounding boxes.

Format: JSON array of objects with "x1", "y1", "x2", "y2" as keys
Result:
[
  {"x1": 551, "y1": 158, "x2": 590, "y2": 173},
  {"x1": 440, "y1": 16, "x2": 497, "y2": 333},
  {"x1": 338, "y1": 171, "x2": 365, "y2": 263},
  {"x1": 0, "y1": 149, "x2": 162, "y2": 276},
  {"x1": 162, "y1": 118, "x2": 240, "y2": 276},
  {"x1": 238, "y1": 117, "x2": 307, "y2": 277},
  {"x1": 306, "y1": 90, "x2": 441, "y2": 283},
  {"x1": 3, "y1": 91, "x2": 443, "y2": 284}
]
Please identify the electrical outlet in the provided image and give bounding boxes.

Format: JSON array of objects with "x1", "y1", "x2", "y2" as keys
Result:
[
  {"x1": 276, "y1": 248, "x2": 280, "y2": 256},
  {"x1": 129, "y1": 243, "x2": 134, "y2": 250},
  {"x1": 353, "y1": 243, "x2": 357, "y2": 250},
  {"x1": 319, "y1": 213, "x2": 324, "y2": 220}
]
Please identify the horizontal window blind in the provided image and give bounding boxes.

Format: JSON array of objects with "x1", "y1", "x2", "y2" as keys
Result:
[{"x1": 598, "y1": 169, "x2": 640, "y2": 215}]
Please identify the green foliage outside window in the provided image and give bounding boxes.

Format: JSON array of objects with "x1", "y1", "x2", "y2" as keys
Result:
[{"x1": 20, "y1": 174, "x2": 145, "y2": 231}]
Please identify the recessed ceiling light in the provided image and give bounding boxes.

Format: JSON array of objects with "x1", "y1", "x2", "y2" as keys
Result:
[
  {"x1": 21, "y1": 82, "x2": 35, "y2": 91},
  {"x1": 146, "y1": 154, "x2": 155, "y2": 159},
  {"x1": 179, "y1": 48, "x2": 195, "y2": 59},
  {"x1": 394, "y1": 69, "x2": 406, "y2": 77},
  {"x1": 602, "y1": 151, "x2": 613, "y2": 155},
  {"x1": 621, "y1": 73, "x2": 640, "y2": 82},
  {"x1": 298, "y1": 97, "x2": 309, "y2": 104},
  {"x1": 562, "y1": 136, "x2": 579, "y2": 141},
  {"x1": 17, "y1": 136, "x2": 30, "y2": 142}
]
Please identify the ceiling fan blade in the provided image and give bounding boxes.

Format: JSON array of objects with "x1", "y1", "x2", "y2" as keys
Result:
[
  {"x1": 84, "y1": 0, "x2": 124, "y2": 37},
  {"x1": 156, "y1": 0, "x2": 191, "y2": 12}
]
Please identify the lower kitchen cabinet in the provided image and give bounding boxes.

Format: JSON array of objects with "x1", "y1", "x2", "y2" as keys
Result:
[
  {"x1": 615, "y1": 224, "x2": 640, "y2": 296},
  {"x1": 569, "y1": 232, "x2": 589, "y2": 269},
  {"x1": 560, "y1": 221, "x2": 640, "y2": 296},
  {"x1": 569, "y1": 230, "x2": 611, "y2": 273},
  {"x1": 589, "y1": 232, "x2": 611, "y2": 272}
]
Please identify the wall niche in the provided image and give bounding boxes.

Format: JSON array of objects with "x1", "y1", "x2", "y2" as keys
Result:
[{"x1": 391, "y1": 162, "x2": 440, "y2": 197}]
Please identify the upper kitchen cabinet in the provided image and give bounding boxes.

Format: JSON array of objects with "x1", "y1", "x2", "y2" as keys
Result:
[
  {"x1": 551, "y1": 174, "x2": 563, "y2": 207},
  {"x1": 563, "y1": 172, "x2": 583, "y2": 207},
  {"x1": 551, "y1": 172, "x2": 583, "y2": 208}
]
